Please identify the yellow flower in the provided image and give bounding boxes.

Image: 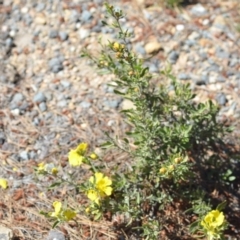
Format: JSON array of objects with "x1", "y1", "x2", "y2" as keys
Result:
[
  {"x1": 159, "y1": 167, "x2": 167, "y2": 174},
  {"x1": 174, "y1": 157, "x2": 182, "y2": 164},
  {"x1": 201, "y1": 210, "x2": 225, "y2": 239},
  {"x1": 113, "y1": 42, "x2": 120, "y2": 51},
  {"x1": 201, "y1": 210, "x2": 224, "y2": 228},
  {"x1": 50, "y1": 201, "x2": 62, "y2": 217},
  {"x1": 168, "y1": 165, "x2": 175, "y2": 171},
  {"x1": 51, "y1": 167, "x2": 58, "y2": 175},
  {"x1": 85, "y1": 207, "x2": 90, "y2": 213},
  {"x1": 68, "y1": 143, "x2": 88, "y2": 167},
  {"x1": 63, "y1": 209, "x2": 76, "y2": 221},
  {"x1": 68, "y1": 149, "x2": 84, "y2": 166},
  {"x1": 76, "y1": 142, "x2": 88, "y2": 155},
  {"x1": 0, "y1": 179, "x2": 8, "y2": 189},
  {"x1": 90, "y1": 153, "x2": 98, "y2": 160},
  {"x1": 87, "y1": 189, "x2": 100, "y2": 205},
  {"x1": 89, "y1": 172, "x2": 113, "y2": 197},
  {"x1": 37, "y1": 162, "x2": 46, "y2": 173}
]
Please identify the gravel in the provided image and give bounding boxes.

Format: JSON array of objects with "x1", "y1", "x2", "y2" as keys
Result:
[{"x1": 0, "y1": 0, "x2": 240, "y2": 239}]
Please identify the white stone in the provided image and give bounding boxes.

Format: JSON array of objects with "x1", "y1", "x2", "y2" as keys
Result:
[
  {"x1": 176, "y1": 24, "x2": 185, "y2": 31},
  {"x1": 144, "y1": 41, "x2": 162, "y2": 55},
  {"x1": 21, "y1": 7, "x2": 28, "y2": 14},
  {"x1": 202, "y1": 19, "x2": 210, "y2": 26},
  {"x1": 0, "y1": 225, "x2": 13, "y2": 240},
  {"x1": 79, "y1": 28, "x2": 90, "y2": 39}
]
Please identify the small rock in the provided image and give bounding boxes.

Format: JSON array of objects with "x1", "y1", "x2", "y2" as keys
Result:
[
  {"x1": 216, "y1": 93, "x2": 227, "y2": 106},
  {"x1": 49, "y1": 29, "x2": 58, "y2": 39},
  {"x1": 81, "y1": 10, "x2": 92, "y2": 23},
  {"x1": 19, "y1": 151, "x2": 29, "y2": 161},
  {"x1": 48, "y1": 58, "x2": 64, "y2": 73},
  {"x1": 11, "y1": 93, "x2": 24, "y2": 103},
  {"x1": 215, "y1": 47, "x2": 229, "y2": 59},
  {"x1": 35, "y1": 15, "x2": 47, "y2": 25},
  {"x1": 188, "y1": 31, "x2": 200, "y2": 40},
  {"x1": 0, "y1": 225, "x2": 13, "y2": 240},
  {"x1": 103, "y1": 99, "x2": 121, "y2": 108},
  {"x1": 52, "y1": 65, "x2": 64, "y2": 73},
  {"x1": 178, "y1": 73, "x2": 190, "y2": 80},
  {"x1": 134, "y1": 43, "x2": 146, "y2": 55},
  {"x1": 80, "y1": 101, "x2": 91, "y2": 108},
  {"x1": 35, "y1": 3, "x2": 45, "y2": 12},
  {"x1": 57, "y1": 100, "x2": 67, "y2": 108},
  {"x1": 5, "y1": 38, "x2": 13, "y2": 48},
  {"x1": 0, "y1": 132, "x2": 5, "y2": 145},
  {"x1": 190, "y1": 4, "x2": 207, "y2": 16},
  {"x1": 145, "y1": 41, "x2": 162, "y2": 55},
  {"x1": 79, "y1": 28, "x2": 90, "y2": 39},
  {"x1": 11, "y1": 109, "x2": 20, "y2": 116},
  {"x1": 168, "y1": 51, "x2": 179, "y2": 64},
  {"x1": 33, "y1": 92, "x2": 46, "y2": 103},
  {"x1": 39, "y1": 102, "x2": 47, "y2": 112},
  {"x1": 59, "y1": 31, "x2": 68, "y2": 41},
  {"x1": 121, "y1": 99, "x2": 136, "y2": 110},
  {"x1": 60, "y1": 80, "x2": 71, "y2": 88},
  {"x1": 176, "y1": 24, "x2": 184, "y2": 31},
  {"x1": 46, "y1": 230, "x2": 66, "y2": 240}
]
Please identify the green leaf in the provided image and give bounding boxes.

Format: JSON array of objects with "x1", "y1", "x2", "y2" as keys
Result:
[
  {"x1": 140, "y1": 67, "x2": 149, "y2": 77},
  {"x1": 100, "y1": 141, "x2": 114, "y2": 148},
  {"x1": 216, "y1": 201, "x2": 227, "y2": 212},
  {"x1": 48, "y1": 182, "x2": 62, "y2": 189},
  {"x1": 114, "y1": 89, "x2": 126, "y2": 95},
  {"x1": 52, "y1": 220, "x2": 60, "y2": 228},
  {"x1": 101, "y1": 20, "x2": 107, "y2": 26},
  {"x1": 228, "y1": 176, "x2": 236, "y2": 181}
]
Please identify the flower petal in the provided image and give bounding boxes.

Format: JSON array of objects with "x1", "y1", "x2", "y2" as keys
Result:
[
  {"x1": 68, "y1": 150, "x2": 83, "y2": 167},
  {"x1": 0, "y1": 179, "x2": 8, "y2": 189}
]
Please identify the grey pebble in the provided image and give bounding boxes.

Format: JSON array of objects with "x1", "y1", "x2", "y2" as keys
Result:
[
  {"x1": 216, "y1": 75, "x2": 226, "y2": 83},
  {"x1": 70, "y1": 10, "x2": 80, "y2": 23},
  {"x1": 33, "y1": 92, "x2": 46, "y2": 103},
  {"x1": 134, "y1": 43, "x2": 146, "y2": 55},
  {"x1": 39, "y1": 102, "x2": 47, "y2": 112},
  {"x1": 48, "y1": 57, "x2": 62, "y2": 68},
  {"x1": 149, "y1": 63, "x2": 159, "y2": 73},
  {"x1": 216, "y1": 93, "x2": 227, "y2": 106},
  {"x1": 229, "y1": 58, "x2": 239, "y2": 67},
  {"x1": 19, "y1": 150, "x2": 29, "y2": 161},
  {"x1": 49, "y1": 29, "x2": 58, "y2": 39},
  {"x1": 11, "y1": 93, "x2": 24, "y2": 103},
  {"x1": 178, "y1": 73, "x2": 190, "y2": 80},
  {"x1": 81, "y1": 10, "x2": 92, "y2": 23},
  {"x1": 19, "y1": 102, "x2": 29, "y2": 111},
  {"x1": 190, "y1": 4, "x2": 207, "y2": 16},
  {"x1": 29, "y1": 150, "x2": 36, "y2": 159},
  {"x1": 215, "y1": 48, "x2": 230, "y2": 59},
  {"x1": 168, "y1": 51, "x2": 179, "y2": 64},
  {"x1": 59, "y1": 31, "x2": 68, "y2": 41},
  {"x1": 61, "y1": 80, "x2": 71, "y2": 88},
  {"x1": 24, "y1": 14, "x2": 33, "y2": 26},
  {"x1": 48, "y1": 57, "x2": 64, "y2": 73},
  {"x1": 103, "y1": 99, "x2": 121, "y2": 108},
  {"x1": 52, "y1": 65, "x2": 64, "y2": 73},
  {"x1": 80, "y1": 101, "x2": 91, "y2": 108},
  {"x1": 5, "y1": 38, "x2": 13, "y2": 48},
  {"x1": 57, "y1": 100, "x2": 67, "y2": 108},
  {"x1": 35, "y1": 3, "x2": 45, "y2": 12},
  {"x1": 46, "y1": 230, "x2": 66, "y2": 240},
  {"x1": 0, "y1": 132, "x2": 5, "y2": 145},
  {"x1": 0, "y1": 75, "x2": 7, "y2": 83}
]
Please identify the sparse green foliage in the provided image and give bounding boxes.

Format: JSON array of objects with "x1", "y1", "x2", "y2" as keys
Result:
[{"x1": 38, "y1": 3, "x2": 231, "y2": 239}]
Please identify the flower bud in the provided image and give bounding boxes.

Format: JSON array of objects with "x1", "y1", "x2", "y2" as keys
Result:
[{"x1": 159, "y1": 167, "x2": 167, "y2": 174}]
